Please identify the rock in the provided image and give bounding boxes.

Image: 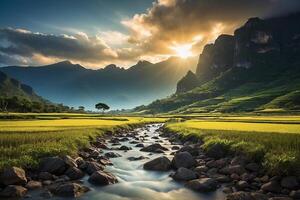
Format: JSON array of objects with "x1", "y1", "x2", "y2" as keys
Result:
[
  {"x1": 172, "y1": 146, "x2": 180, "y2": 150},
  {"x1": 280, "y1": 176, "x2": 299, "y2": 189},
  {"x1": 220, "y1": 165, "x2": 246, "y2": 175},
  {"x1": 119, "y1": 146, "x2": 132, "y2": 151},
  {"x1": 39, "y1": 172, "x2": 53, "y2": 180},
  {"x1": 105, "y1": 152, "x2": 122, "y2": 158},
  {"x1": 178, "y1": 145, "x2": 199, "y2": 156},
  {"x1": 185, "y1": 178, "x2": 218, "y2": 192},
  {"x1": 85, "y1": 161, "x2": 104, "y2": 175},
  {"x1": 261, "y1": 181, "x2": 281, "y2": 193},
  {"x1": 127, "y1": 156, "x2": 148, "y2": 161},
  {"x1": 144, "y1": 156, "x2": 171, "y2": 171},
  {"x1": 42, "y1": 180, "x2": 53, "y2": 185},
  {"x1": 260, "y1": 175, "x2": 269, "y2": 183},
  {"x1": 236, "y1": 180, "x2": 249, "y2": 190},
  {"x1": 231, "y1": 156, "x2": 248, "y2": 166},
  {"x1": 205, "y1": 143, "x2": 227, "y2": 159},
  {"x1": 39, "y1": 190, "x2": 53, "y2": 198},
  {"x1": 62, "y1": 155, "x2": 77, "y2": 168},
  {"x1": 141, "y1": 143, "x2": 168, "y2": 152},
  {"x1": 290, "y1": 190, "x2": 300, "y2": 199},
  {"x1": 40, "y1": 157, "x2": 67, "y2": 175},
  {"x1": 65, "y1": 167, "x2": 85, "y2": 180},
  {"x1": 25, "y1": 180, "x2": 42, "y2": 190},
  {"x1": 135, "y1": 143, "x2": 144, "y2": 147},
  {"x1": 216, "y1": 175, "x2": 231, "y2": 183},
  {"x1": 88, "y1": 171, "x2": 118, "y2": 185},
  {"x1": 172, "y1": 152, "x2": 196, "y2": 169},
  {"x1": 53, "y1": 183, "x2": 90, "y2": 197},
  {"x1": 269, "y1": 198, "x2": 292, "y2": 200},
  {"x1": 0, "y1": 167, "x2": 27, "y2": 185},
  {"x1": 172, "y1": 167, "x2": 197, "y2": 181},
  {"x1": 231, "y1": 173, "x2": 240, "y2": 180},
  {"x1": 194, "y1": 166, "x2": 208, "y2": 174},
  {"x1": 245, "y1": 163, "x2": 260, "y2": 172},
  {"x1": 0, "y1": 185, "x2": 27, "y2": 198},
  {"x1": 226, "y1": 191, "x2": 268, "y2": 200}
]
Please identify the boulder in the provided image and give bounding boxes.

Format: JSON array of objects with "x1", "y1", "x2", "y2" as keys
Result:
[
  {"x1": 172, "y1": 167, "x2": 197, "y2": 181},
  {"x1": 0, "y1": 185, "x2": 27, "y2": 198},
  {"x1": 105, "y1": 152, "x2": 122, "y2": 158},
  {"x1": 280, "y1": 176, "x2": 299, "y2": 189},
  {"x1": 245, "y1": 163, "x2": 260, "y2": 172},
  {"x1": 39, "y1": 172, "x2": 53, "y2": 180},
  {"x1": 269, "y1": 198, "x2": 292, "y2": 200},
  {"x1": 53, "y1": 183, "x2": 90, "y2": 197},
  {"x1": 25, "y1": 180, "x2": 42, "y2": 190},
  {"x1": 220, "y1": 165, "x2": 246, "y2": 175},
  {"x1": 144, "y1": 156, "x2": 171, "y2": 171},
  {"x1": 185, "y1": 178, "x2": 218, "y2": 192},
  {"x1": 62, "y1": 155, "x2": 77, "y2": 168},
  {"x1": 226, "y1": 191, "x2": 268, "y2": 200},
  {"x1": 0, "y1": 167, "x2": 27, "y2": 185},
  {"x1": 205, "y1": 143, "x2": 227, "y2": 159},
  {"x1": 88, "y1": 171, "x2": 118, "y2": 185},
  {"x1": 172, "y1": 152, "x2": 196, "y2": 169},
  {"x1": 135, "y1": 143, "x2": 144, "y2": 148},
  {"x1": 85, "y1": 161, "x2": 104, "y2": 175},
  {"x1": 236, "y1": 180, "x2": 249, "y2": 190},
  {"x1": 290, "y1": 190, "x2": 300, "y2": 199},
  {"x1": 261, "y1": 181, "x2": 281, "y2": 193},
  {"x1": 40, "y1": 157, "x2": 67, "y2": 175},
  {"x1": 127, "y1": 156, "x2": 148, "y2": 161},
  {"x1": 141, "y1": 143, "x2": 168, "y2": 152},
  {"x1": 119, "y1": 146, "x2": 132, "y2": 151},
  {"x1": 194, "y1": 165, "x2": 208, "y2": 174},
  {"x1": 65, "y1": 167, "x2": 85, "y2": 180}
]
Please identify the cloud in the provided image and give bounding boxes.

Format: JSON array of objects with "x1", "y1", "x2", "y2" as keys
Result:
[{"x1": 122, "y1": 0, "x2": 300, "y2": 56}]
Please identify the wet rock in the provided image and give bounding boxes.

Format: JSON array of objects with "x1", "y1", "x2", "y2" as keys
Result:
[
  {"x1": 269, "y1": 198, "x2": 293, "y2": 200},
  {"x1": 40, "y1": 157, "x2": 67, "y2": 175},
  {"x1": 53, "y1": 183, "x2": 90, "y2": 197},
  {"x1": 62, "y1": 155, "x2": 77, "y2": 168},
  {"x1": 220, "y1": 165, "x2": 246, "y2": 175},
  {"x1": 216, "y1": 175, "x2": 231, "y2": 183},
  {"x1": 39, "y1": 190, "x2": 53, "y2": 198},
  {"x1": 135, "y1": 143, "x2": 144, "y2": 148},
  {"x1": 231, "y1": 173, "x2": 240, "y2": 180},
  {"x1": 231, "y1": 156, "x2": 248, "y2": 166},
  {"x1": 141, "y1": 143, "x2": 168, "y2": 152},
  {"x1": 261, "y1": 181, "x2": 281, "y2": 193},
  {"x1": 290, "y1": 190, "x2": 300, "y2": 199},
  {"x1": 0, "y1": 185, "x2": 27, "y2": 198},
  {"x1": 119, "y1": 146, "x2": 132, "y2": 151},
  {"x1": 205, "y1": 143, "x2": 227, "y2": 159},
  {"x1": 127, "y1": 156, "x2": 148, "y2": 161},
  {"x1": 85, "y1": 161, "x2": 104, "y2": 175},
  {"x1": 172, "y1": 167, "x2": 197, "y2": 181},
  {"x1": 280, "y1": 176, "x2": 299, "y2": 189},
  {"x1": 172, "y1": 146, "x2": 180, "y2": 150},
  {"x1": 236, "y1": 180, "x2": 249, "y2": 190},
  {"x1": 105, "y1": 152, "x2": 122, "y2": 158},
  {"x1": 39, "y1": 172, "x2": 53, "y2": 180},
  {"x1": 25, "y1": 180, "x2": 42, "y2": 190},
  {"x1": 94, "y1": 142, "x2": 109, "y2": 149},
  {"x1": 226, "y1": 191, "x2": 268, "y2": 200},
  {"x1": 185, "y1": 178, "x2": 218, "y2": 192},
  {"x1": 0, "y1": 166, "x2": 27, "y2": 185},
  {"x1": 65, "y1": 167, "x2": 85, "y2": 180},
  {"x1": 172, "y1": 152, "x2": 196, "y2": 169},
  {"x1": 144, "y1": 156, "x2": 171, "y2": 171},
  {"x1": 88, "y1": 171, "x2": 118, "y2": 185},
  {"x1": 194, "y1": 165, "x2": 208, "y2": 174}
]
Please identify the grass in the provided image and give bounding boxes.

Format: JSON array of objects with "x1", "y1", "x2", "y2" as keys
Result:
[
  {"x1": 0, "y1": 114, "x2": 166, "y2": 170},
  {"x1": 165, "y1": 116, "x2": 300, "y2": 175}
]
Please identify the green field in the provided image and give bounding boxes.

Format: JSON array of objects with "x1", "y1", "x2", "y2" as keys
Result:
[
  {"x1": 0, "y1": 114, "x2": 166, "y2": 169},
  {"x1": 165, "y1": 115, "x2": 300, "y2": 175}
]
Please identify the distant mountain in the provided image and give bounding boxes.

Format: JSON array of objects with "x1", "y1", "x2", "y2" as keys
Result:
[
  {"x1": 0, "y1": 57, "x2": 197, "y2": 110},
  {"x1": 135, "y1": 13, "x2": 300, "y2": 114}
]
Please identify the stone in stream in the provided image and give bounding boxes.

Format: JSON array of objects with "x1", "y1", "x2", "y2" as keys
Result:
[
  {"x1": 119, "y1": 145, "x2": 132, "y2": 151},
  {"x1": 85, "y1": 161, "x2": 105, "y2": 175},
  {"x1": 105, "y1": 152, "x2": 122, "y2": 158},
  {"x1": 261, "y1": 181, "x2": 281, "y2": 193},
  {"x1": 143, "y1": 156, "x2": 171, "y2": 171},
  {"x1": 0, "y1": 166, "x2": 27, "y2": 185},
  {"x1": 226, "y1": 191, "x2": 268, "y2": 200},
  {"x1": 172, "y1": 167, "x2": 197, "y2": 181},
  {"x1": 39, "y1": 157, "x2": 67, "y2": 175},
  {"x1": 25, "y1": 180, "x2": 43, "y2": 190},
  {"x1": 185, "y1": 178, "x2": 218, "y2": 192},
  {"x1": 88, "y1": 171, "x2": 118, "y2": 185},
  {"x1": 62, "y1": 155, "x2": 78, "y2": 168},
  {"x1": 53, "y1": 182, "x2": 90, "y2": 197},
  {"x1": 141, "y1": 143, "x2": 168, "y2": 152},
  {"x1": 0, "y1": 185, "x2": 28, "y2": 198},
  {"x1": 127, "y1": 156, "x2": 149, "y2": 161},
  {"x1": 65, "y1": 167, "x2": 85, "y2": 180},
  {"x1": 135, "y1": 143, "x2": 144, "y2": 148},
  {"x1": 39, "y1": 172, "x2": 54, "y2": 180},
  {"x1": 172, "y1": 152, "x2": 196, "y2": 169},
  {"x1": 219, "y1": 165, "x2": 246, "y2": 175}
]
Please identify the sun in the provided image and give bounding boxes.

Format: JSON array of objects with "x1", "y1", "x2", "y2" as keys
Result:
[{"x1": 170, "y1": 44, "x2": 193, "y2": 58}]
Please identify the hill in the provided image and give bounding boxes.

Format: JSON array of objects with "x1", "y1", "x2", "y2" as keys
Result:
[
  {"x1": 134, "y1": 13, "x2": 300, "y2": 114},
  {"x1": 0, "y1": 58, "x2": 197, "y2": 110}
]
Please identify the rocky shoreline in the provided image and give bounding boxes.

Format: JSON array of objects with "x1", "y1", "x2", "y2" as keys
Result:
[{"x1": 0, "y1": 123, "x2": 299, "y2": 199}]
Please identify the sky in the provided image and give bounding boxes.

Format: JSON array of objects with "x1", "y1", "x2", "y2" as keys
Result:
[{"x1": 0, "y1": 0, "x2": 300, "y2": 68}]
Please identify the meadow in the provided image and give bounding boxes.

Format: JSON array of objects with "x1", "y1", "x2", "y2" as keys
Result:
[
  {"x1": 165, "y1": 115, "x2": 300, "y2": 175},
  {"x1": 0, "y1": 114, "x2": 166, "y2": 169}
]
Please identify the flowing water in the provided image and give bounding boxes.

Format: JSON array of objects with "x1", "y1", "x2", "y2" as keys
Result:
[{"x1": 31, "y1": 123, "x2": 225, "y2": 200}]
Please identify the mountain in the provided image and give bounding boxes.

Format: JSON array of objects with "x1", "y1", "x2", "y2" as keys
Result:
[
  {"x1": 135, "y1": 13, "x2": 300, "y2": 114},
  {"x1": 0, "y1": 57, "x2": 197, "y2": 110}
]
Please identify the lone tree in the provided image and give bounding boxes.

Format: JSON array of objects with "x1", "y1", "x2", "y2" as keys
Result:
[{"x1": 95, "y1": 102, "x2": 110, "y2": 113}]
